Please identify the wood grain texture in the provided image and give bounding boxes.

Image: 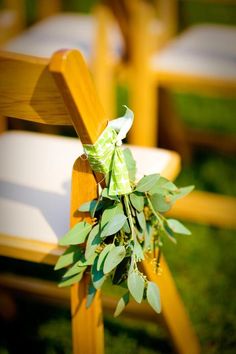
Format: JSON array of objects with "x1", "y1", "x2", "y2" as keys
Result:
[
  {"x1": 0, "y1": 51, "x2": 71, "y2": 124},
  {"x1": 128, "y1": 1, "x2": 158, "y2": 147},
  {"x1": 50, "y1": 50, "x2": 108, "y2": 144},
  {"x1": 70, "y1": 157, "x2": 104, "y2": 354}
]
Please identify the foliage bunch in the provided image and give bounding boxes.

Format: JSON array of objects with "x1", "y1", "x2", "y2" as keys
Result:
[{"x1": 55, "y1": 148, "x2": 194, "y2": 316}]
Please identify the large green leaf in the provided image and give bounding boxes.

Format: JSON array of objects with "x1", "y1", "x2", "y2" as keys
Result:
[
  {"x1": 91, "y1": 257, "x2": 107, "y2": 289},
  {"x1": 146, "y1": 281, "x2": 161, "y2": 313},
  {"x1": 97, "y1": 243, "x2": 115, "y2": 270},
  {"x1": 136, "y1": 174, "x2": 160, "y2": 192},
  {"x1": 85, "y1": 224, "x2": 101, "y2": 260},
  {"x1": 129, "y1": 192, "x2": 144, "y2": 212},
  {"x1": 54, "y1": 245, "x2": 83, "y2": 270},
  {"x1": 167, "y1": 219, "x2": 191, "y2": 235},
  {"x1": 136, "y1": 211, "x2": 146, "y2": 231},
  {"x1": 150, "y1": 193, "x2": 172, "y2": 213},
  {"x1": 149, "y1": 176, "x2": 177, "y2": 194},
  {"x1": 103, "y1": 246, "x2": 126, "y2": 274},
  {"x1": 163, "y1": 222, "x2": 177, "y2": 244},
  {"x1": 101, "y1": 204, "x2": 123, "y2": 229},
  {"x1": 62, "y1": 263, "x2": 87, "y2": 278},
  {"x1": 101, "y1": 214, "x2": 127, "y2": 238},
  {"x1": 59, "y1": 221, "x2": 92, "y2": 246},
  {"x1": 127, "y1": 271, "x2": 145, "y2": 303},
  {"x1": 114, "y1": 292, "x2": 130, "y2": 317},
  {"x1": 58, "y1": 270, "x2": 85, "y2": 288},
  {"x1": 123, "y1": 148, "x2": 137, "y2": 182}
]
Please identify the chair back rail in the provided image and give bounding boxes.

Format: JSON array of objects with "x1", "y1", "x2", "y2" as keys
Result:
[{"x1": 0, "y1": 50, "x2": 108, "y2": 144}]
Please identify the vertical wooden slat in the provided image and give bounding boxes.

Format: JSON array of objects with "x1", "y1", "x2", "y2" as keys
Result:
[
  {"x1": 128, "y1": 1, "x2": 158, "y2": 147},
  {"x1": 50, "y1": 50, "x2": 107, "y2": 354},
  {"x1": 70, "y1": 157, "x2": 104, "y2": 354},
  {"x1": 50, "y1": 49, "x2": 108, "y2": 144},
  {"x1": 92, "y1": 5, "x2": 116, "y2": 120}
]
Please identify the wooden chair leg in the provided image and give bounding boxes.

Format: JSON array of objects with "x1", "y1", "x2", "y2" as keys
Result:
[
  {"x1": 141, "y1": 256, "x2": 201, "y2": 354},
  {"x1": 70, "y1": 156, "x2": 104, "y2": 354}
]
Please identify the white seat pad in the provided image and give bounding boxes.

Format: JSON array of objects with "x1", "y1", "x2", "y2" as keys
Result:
[
  {"x1": 0, "y1": 131, "x2": 177, "y2": 244},
  {"x1": 2, "y1": 13, "x2": 123, "y2": 62},
  {"x1": 151, "y1": 24, "x2": 236, "y2": 81}
]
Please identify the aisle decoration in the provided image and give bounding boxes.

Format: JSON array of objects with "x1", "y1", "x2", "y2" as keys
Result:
[{"x1": 55, "y1": 107, "x2": 194, "y2": 316}]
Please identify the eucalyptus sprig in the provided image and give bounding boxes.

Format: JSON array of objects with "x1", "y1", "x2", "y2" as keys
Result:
[{"x1": 55, "y1": 148, "x2": 194, "y2": 316}]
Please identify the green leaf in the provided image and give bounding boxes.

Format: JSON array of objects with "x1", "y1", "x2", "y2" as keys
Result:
[
  {"x1": 62, "y1": 264, "x2": 87, "y2": 278},
  {"x1": 146, "y1": 281, "x2": 161, "y2": 314},
  {"x1": 86, "y1": 282, "x2": 97, "y2": 308},
  {"x1": 150, "y1": 193, "x2": 172, "y2": 213},
  {"x1": 58, "y1": 270, "x2": 85, "y2": 288},
  {"x1": 85, "y1": 224, "x2": 101, "y2": 260},
  {"x1": 127, "y1": 271, "x2": 145, "y2": 303},
  {"x1": 114, "y1": 292, "x2": 130, "y2": 317},
  {"x1": 102, "y1": 188, "x2": 120, "y2": 201},
  {"x1": 129, "y1": 192, "x2": 144, "y2": 212},
  {"x1": 167, "y1": 219, "x2": 191, "y2": 235},
  {"x1": 136, "y1": 174, "x2": 160, "y2": 192},
  {"x1": 136, "y1": 211, "x2": 146, "y2": 231},
  {"x1": 78, "y1": 199, "x2": 101, "y2": 214},
  {"x1": 122, "y1": 219, "x2": 131, "y2": 234},
  {"x1": 91, "y1": 257, "x2": 107, "y2": 289},
  {"x1": 101, "y1": 213, "x2": 127, "y2": 238},
  {"x1": 103, "y1": 246, "x2": 126, "y2": 274},
  {"x1": 54, "y1": 245, "x2": 83, "y2": 270},
  {"x1": 144, "y1": 223, "x2": 152, "y2": 251},
  {"x1": 171, "y1": 185, "x2": 194, "y2": 202},
  {"x1": 97, "y1": 244, "x2": 115, "y2": 270},
  {"x1": 133, "y1": 240, "x2": 144, "y2": 261},
  {"x1": 149, "y1": 176, "x2": 176, "y2": 194},
  {"x1": 162, "y1": 222, "x2": 177, "y2": 244},
  {"x1": 123, "y1": 148, "x2": 137, "y2": 182},
  {"x1": 101, "y1": 204, "x2": 123, "y2": 229},
  {"x1": 59, "y1": 221, "x2": 92, "y2": 246}
]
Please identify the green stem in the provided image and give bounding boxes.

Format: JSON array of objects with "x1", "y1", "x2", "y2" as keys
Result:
[
  {"x1": 124, "y1": 194, "x2": 135, "y2": 240},
  {"x1": 146, "y1": 195, "x2": 163, "y2": 224}
]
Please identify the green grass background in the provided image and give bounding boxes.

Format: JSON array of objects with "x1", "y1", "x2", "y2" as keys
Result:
[{"x1": 0, "y1": 0, "x2": 236, "y2": 353}]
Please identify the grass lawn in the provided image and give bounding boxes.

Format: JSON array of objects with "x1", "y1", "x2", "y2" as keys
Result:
[{"x1": 0, "y1": 0, "x2": 236, "y2": 353}]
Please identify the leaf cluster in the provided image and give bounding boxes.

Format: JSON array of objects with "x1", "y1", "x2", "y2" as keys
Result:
[{"x1": 55, "y1": 148, "x2": 194, "y2": 316}]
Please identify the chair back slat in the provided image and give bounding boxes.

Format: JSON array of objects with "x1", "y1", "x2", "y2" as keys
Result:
[
  {"x1": 50, "y1": 50, "x2": 108, "y2": 144},
  {"x1": 0, "y1": 51, "x2": 71, "y2": 125}
]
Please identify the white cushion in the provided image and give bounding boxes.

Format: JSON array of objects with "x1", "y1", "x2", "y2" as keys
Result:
[
  {"x1": 2, "y1": 13, "x2": 123, "y2": 62},
  {"x1": 151, "y1": 24, "x2": 236, "y2": 81},
  {"x1": 0, "y1": 131, "x2": 177, "y2": 244}
]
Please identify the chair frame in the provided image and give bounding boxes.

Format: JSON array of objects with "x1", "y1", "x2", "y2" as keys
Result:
[{"x1": 0, "y1": 49, "x2": 200, "y2": 354}]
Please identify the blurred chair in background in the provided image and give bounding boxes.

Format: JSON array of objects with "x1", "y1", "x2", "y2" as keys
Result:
[
  {"x1": 0, "y1": 49, "x2": 200, "y2": 354},
  {"x1": 106, "y1": 0, "x2": 236, "y2": 230}
]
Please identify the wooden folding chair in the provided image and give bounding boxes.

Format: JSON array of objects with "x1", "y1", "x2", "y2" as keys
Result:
[
  {"x1": 0, "y1": 49, "x2": 200, "y2": 353},
  {"x1": 106, "y1": 0, "x2": 236, "y2": 230}
]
